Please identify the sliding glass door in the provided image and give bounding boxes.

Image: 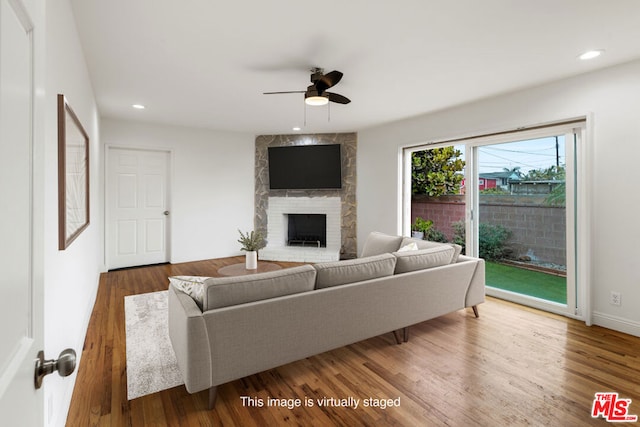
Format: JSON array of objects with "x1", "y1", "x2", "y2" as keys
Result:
[
  {"x1": 468, "y1": 124, "x2": 583, "y2": 317},
  {"x1": 404, "y1": 121, "x2": 588, "y2": 319}
]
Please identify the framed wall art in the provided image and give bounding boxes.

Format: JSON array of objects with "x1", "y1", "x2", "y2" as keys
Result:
[{"x1": 58, "y1": 94, "x2": 90, "y2": 250}]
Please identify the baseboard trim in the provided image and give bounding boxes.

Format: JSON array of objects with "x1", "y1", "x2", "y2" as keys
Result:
[{"x1": 591, "y1": 311, "x2": 640, "y2": 338}]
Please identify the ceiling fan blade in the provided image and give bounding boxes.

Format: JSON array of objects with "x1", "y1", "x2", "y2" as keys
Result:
[
  {"x1": 314, "y1": 70, "x2": 343, "y2": 94},
  {"x1": 327, "y1": 92, "x2": 350, "y2": 104},
  {"x1": 263, "y1": 90, "x2": 305, "y2": 95}
]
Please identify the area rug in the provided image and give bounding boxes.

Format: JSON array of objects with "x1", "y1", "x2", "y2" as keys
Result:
[{"x1": 124, "y1": 290, "x2": 183, "y2": 400}]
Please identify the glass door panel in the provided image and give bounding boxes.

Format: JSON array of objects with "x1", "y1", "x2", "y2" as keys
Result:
[
  {"x1": 474, "y1": 134, "x2": 577, "y2": 314},
  {"x1": 406, "y1": 145, "x2": 466, "y2": 245}
]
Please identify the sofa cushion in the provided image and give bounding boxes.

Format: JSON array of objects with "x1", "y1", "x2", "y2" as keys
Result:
[
  {"x1": 169, "y1": 276, "x2": 207, "y2": 310},
  {"x1": 392, "y1": 245, "x2": 455, "y2": 274},
  {"x1": 360, "y1": 232, "x2": 403, "y2": 257},
  {"x1": 314, "y1": 253, "x2": 397, "y2": 289},
  {"x1": 202, "y1": 265, "x2": 317, "y2": 311},
  {"x1": 400, "y1": 237, "x2": 462, "y2": 263}
]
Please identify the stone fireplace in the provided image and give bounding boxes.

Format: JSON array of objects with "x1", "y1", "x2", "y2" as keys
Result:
[
  {"x1": 254, "y1": 133, "x2": 358, "y2": 261},
  {"x1": 260, "y1": 197, "x2": 341, "y2": 262}
]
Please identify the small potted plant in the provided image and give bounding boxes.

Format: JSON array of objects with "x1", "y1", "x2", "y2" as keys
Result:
[
  {"x1": 411, "y1": 217, "x2": 433, "y2": 240},
  {"x1": 237, "y1": 229, "x2": 266, "y2": 269}
]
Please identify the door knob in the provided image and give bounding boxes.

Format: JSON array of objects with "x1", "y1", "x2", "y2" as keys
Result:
[
  {"x1": 163, "y1": 211, "x2": 170, "y2": 216},
  {"x1": 34, "y1": 348, "x2": 76, "y2": 389}
]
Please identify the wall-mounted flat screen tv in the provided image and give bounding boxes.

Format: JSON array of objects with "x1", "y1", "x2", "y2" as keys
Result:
[{"x1": 268, "y1": 144, "x2": 342, "y2": 190}]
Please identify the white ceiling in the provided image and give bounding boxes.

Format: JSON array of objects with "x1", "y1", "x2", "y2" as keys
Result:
[{"x1": 70, "y1": 0, "x2": 640, "y2": 135}]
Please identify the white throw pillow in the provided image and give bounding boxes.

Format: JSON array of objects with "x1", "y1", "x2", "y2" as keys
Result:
[
  {"x1": 397, "y1": 242, "x2": 419, "y2": 252},
  {"x1": 169, "y1": 276, "x2": 207, "y2": 310}
]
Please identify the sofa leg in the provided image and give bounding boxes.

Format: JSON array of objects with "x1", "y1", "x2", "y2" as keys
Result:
[
  {"x1": 208, "y1": 386, "x2": 218, "y2": 410},
  {"x1": 393, "y1": 330, "x2": 403, "y2": 345},
  {"x1": 472, "y1": 305, "x2": 479, "y2": 318},
  {"x1": 392, "y1": 328, "x2": 409, "y2": 344}
]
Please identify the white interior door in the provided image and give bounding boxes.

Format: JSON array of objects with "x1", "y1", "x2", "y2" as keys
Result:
[
  {"x1": 0, "y1": 0, "x2": 43, "y2": 424},
  {"x1": 107, "y1": 147, "x2": 170, "y2": 270}
]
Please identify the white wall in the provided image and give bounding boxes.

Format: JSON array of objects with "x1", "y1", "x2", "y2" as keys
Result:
[
  {"x1": 358, "y1": 59, "x2": 640, "y2": 337},
  {"x1": 44, "y1": 0, "x2": 103, "y2": 426},
  {"x1": 101, "y1": 119, "x2": 256, "y2": 263}
]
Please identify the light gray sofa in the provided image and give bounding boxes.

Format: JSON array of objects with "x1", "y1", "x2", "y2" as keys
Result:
[{"x1": 167, "y1": 232, "x2": 485, "y2": 408}]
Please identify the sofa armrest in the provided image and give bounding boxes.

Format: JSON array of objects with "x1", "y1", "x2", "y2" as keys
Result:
[
  {"x1": 168, "y1": 285, "x2": 212, "y2": 393},
  {"x1": 459, "y1": 257, "x2": 485, "y2": 307}
]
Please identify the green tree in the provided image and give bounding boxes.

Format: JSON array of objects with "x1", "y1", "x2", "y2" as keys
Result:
[
  {"x1": 524, "y1": 165, "x2": 564, "y2": 181},
  {"x1": 452, "y1": 221, "x2": 511, "y2": 261},
  {"x1": 524, "y1": 165, "x2": 565, "y2": 206},
  {"x1": 412, "y1": 147, "x2": 465, "y2": 196},
  {"x1": 544, "y1": 183, "x2": 565, "y2": 206}
]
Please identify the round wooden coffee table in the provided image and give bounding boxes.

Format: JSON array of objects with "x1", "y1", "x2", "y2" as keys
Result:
[{"x1": 218, "y1": 262, "x2": 282, "y2": 277}]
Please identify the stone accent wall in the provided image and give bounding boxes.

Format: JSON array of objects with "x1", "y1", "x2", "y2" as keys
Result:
[{"x1": 255, "y1": 133, "x2": 357, "y2": 259}]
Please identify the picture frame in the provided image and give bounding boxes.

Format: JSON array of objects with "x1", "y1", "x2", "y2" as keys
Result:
[{"x1": 58, "y1": 94, "x2": 90, "y2": 250}]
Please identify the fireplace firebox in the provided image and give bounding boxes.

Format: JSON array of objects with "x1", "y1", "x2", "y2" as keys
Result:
[{"x1": 287, "y1": 214, "x2": 327, "y2": 247}]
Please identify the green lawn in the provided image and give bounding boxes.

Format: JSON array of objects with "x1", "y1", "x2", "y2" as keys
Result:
[{"x1": 485, "y1": 262, "x2": 566, "y2": 304}]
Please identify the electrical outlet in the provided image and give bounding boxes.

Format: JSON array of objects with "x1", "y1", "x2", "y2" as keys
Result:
[{"x1": 610, "y1": 291, "x2": 621, "y2": 306}]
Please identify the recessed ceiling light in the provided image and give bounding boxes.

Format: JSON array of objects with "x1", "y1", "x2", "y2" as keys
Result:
[
  {"x1": 292, "y1": 127, "x2": 301, "y2": 131},
  {"x1": 132, "y1": 104, "x2": 146, "y2": 109},
  {"x1": 579, "y1": 50, "x2": 604, "y2": 60}
]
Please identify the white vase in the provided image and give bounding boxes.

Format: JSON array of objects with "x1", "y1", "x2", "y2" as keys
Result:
[
  {"x1": 245, "y1": 251, "x2": 258, "y2": 270},
  {"x1": 411, "y1": 231, "x2": 424, "y2": 240}
]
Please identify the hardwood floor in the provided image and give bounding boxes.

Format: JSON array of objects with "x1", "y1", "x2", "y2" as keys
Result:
[{"x1": 67, "y1": 256, "x2": 640, "y2": 426}]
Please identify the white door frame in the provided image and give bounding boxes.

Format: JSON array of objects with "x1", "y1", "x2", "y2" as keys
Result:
[{"x1": 104, "y1": 145, "x2": 173, "y2": 270}]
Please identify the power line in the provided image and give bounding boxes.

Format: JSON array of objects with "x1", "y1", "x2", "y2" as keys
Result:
[
  {"x1": 479, "y1": 149, "x2": 547, "y2": 170},
  {"x1": 481, "y1": 145, "x2": 562, "y2": 157}
]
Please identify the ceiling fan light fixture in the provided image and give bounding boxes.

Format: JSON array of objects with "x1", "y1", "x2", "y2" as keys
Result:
[{"x1": 305, "y1": 95, "x2": 329, "y2": 106}]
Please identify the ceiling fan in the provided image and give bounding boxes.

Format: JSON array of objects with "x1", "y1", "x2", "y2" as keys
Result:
[{"x1": 263, "y1": 67, "x2": 351, "y2": 106}]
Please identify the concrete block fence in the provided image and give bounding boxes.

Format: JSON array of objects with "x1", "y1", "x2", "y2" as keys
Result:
[{"x1": 412, "y1": 195, "x2": 566, "y2": 266}]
